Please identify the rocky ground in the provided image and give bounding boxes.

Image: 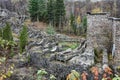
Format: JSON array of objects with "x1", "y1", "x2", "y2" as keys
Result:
[
  {"x1": 3, "y1": 25, "x2": 116, "y2": 80},
  {"x1": 5, "y1": 25, "x2": 88, "y2": 80},
  {"x1": 0, "y1": 8, "x2": 120, "y2": 80}
]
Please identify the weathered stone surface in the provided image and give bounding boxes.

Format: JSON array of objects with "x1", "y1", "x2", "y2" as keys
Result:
[
  {"x1": 87, "y1": 13, "x2": 112, "y2": 49},
  {"x1": 7, "y1": 67, "x2": 36, "y2": 80},
  {"x1": 102, "y1": 49, "x2": 108, "y2": 64},
  {"x1": 43, "y1": 48, "x2": 51, "y2": 54},
  {"x1": 113, "y1": 19, "x2": 120, "y2": 66},
  {"x1": 69, "y1": 47, "x2": 94, "y2": 66},
  {"x1": 39, "y1": 38, "x2": 46, "y2": 46},
  {"x1": 51, "y1": 46, "x2": 59, "y2": 52},
  {"x1": 29, "y1": 52, "x2": 50, "y2": 68},
  {"x1": 59, "y1": 48, "x2": 72, "y2": 54}
]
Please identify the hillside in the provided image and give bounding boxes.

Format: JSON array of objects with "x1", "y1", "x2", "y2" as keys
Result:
[{"x1": 0, "y1": 0, "x2": 120, "y2": 80}]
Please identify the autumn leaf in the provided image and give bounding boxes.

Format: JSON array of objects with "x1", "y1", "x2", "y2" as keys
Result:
[{"x1": 92, "y1": 8, "x2": 102, "y2": 13}]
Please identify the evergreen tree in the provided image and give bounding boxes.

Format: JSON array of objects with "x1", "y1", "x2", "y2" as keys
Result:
[
  {"x1": 3, "y1": 23, "x2": 13, "y2": 41},
  {"x1": 19, "y1": 25, "x2": 28, "y2": 53},
  {"x1": 82, "y1": 16, "x2": 87, "y2": 33},
  {"x1": 0, "y1": 28, "x2": 2, "y2": 38},
  {"x1": 55, "y1": 0, "x2": 65, "y2": 28},
  {"x1": 47, "y1": 0, "x2": 55, "y2": 25},
  {"x1": 29, "y1": 0, "x2": 38, "y2": 21},
  {"x1": 70, "y1": 13, "x2": 76, "y2": 34},
  {"x1": 38, "y1": 0, "x2": 47, "y2": 21}
]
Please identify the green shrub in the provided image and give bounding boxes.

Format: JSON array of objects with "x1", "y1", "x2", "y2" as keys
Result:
[
  {"x1": 70, "y1": 14, "x2": 77, "y2": 34},
  {"x1": 37, "y1": 69, "x2": 47, "y2": 80},
  {"x1": 0, "y1": 37, "x2": 17, "y2": 49},
  {"x1": 94, "y1": 48, "x2": 103, "y2": 63},
  {"x1": 112, "y1": 74, "x2": 120, "y2": 80},
  {"x1": 46, "y1": 25, "x2": 55, "y2": 35},
  {"x1": 0, "y1": 28, "x2": 2, "y2": 37},
  {"x1": 3, "y1": 23, "x2": 13, "y2": 41},
  {"x1": 0, "y1": 37, "x2": 6, "y2": 48},
  {"x1": 50, "y1": 74, "x2": 56, "y2": 80},
  {"x1": 19, "y1": 25, "x2": 28, "y2": 53}
]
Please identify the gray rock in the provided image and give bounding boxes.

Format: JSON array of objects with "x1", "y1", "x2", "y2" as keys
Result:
[
  {"x1": 55, "y1": 54, "x2": 65, "y2": 62},
  {"x1": 102, "y1": 49, "x2": 108, "y2": 64},
  {"x1": 27, "y1": 41, "x2": 37, "y2": 50},
  {"x1": 8, "y1": 67, "x2": 35, "y2": 80},
  {"x1": 69, "y1": 47, "x2": 94, "y2": 66},
  {"x1": 39, "y1": 38, "x2": 46, "y2": 46},
  {"x1": 51, "y1": 46, "x2": 59, "y2": 52},
  {"x1": 59, "y1": 48, "x2": 72, "y2": 54},
  {"x1": 29, "y1": 33, "x2": 34, "y2": 38},
  {"x1": 43, "y1": 49, "x2": 51, "y2": 54},
  {"x1": 44, "y1": 43, "x2": 51, "y2": 48},
  {"x1": 29, "y1": 52, "x2": 49, "y2": 68}
]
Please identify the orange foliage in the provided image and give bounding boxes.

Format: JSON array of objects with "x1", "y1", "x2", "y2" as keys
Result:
[
  {"x1": 0, "y1": 76, "x2": 3, "y2": 80},
  {"x1": 91, "y1": 67, "x2": 99, "y2": 80},
  {"x1": 81, "y1": 71, "x2": 88, "y2": 80},
  {"x1": 104, "y1": 66, "x2": 112, "y2": 75},
  {"x1": 66, "y1": 74, "x2": 79, "y2": 80}
]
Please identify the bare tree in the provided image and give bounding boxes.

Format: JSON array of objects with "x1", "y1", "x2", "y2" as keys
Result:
[
  {"x1": 86, "y1": 0, "x2": 91, "y2": 12},
  {"x1": 113, "y1": 0, "x2": 117, "y2": 17}
]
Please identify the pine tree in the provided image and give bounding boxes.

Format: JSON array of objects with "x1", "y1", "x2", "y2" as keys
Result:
[
  {"x1": 70, "y1": 14, "x2": 76, "y2": 34},
  {"x1": 19, "y1": 25, "x2": 28, "y2": 53},
  {"x1": 3, "y1": 23, "x2": 13, "y2": 41},
  {"x1": 29, "y1": 0, "x2": 38, "y2": 21},
  {"x1": 38, "y1": 0, "x2": 47, "y2": 21},
  {"x1": 0, "y1": 28, "x2": 2, "y2": 38},
  {"x1": 47, "y1": 0, "x2": 55, "y2": 25},
  {"x1": 82, "y1": 16, "x2": 87, "y2": 33},
  {"x1": 55, "y1": 0, "x2": 65, "y2": 29}
]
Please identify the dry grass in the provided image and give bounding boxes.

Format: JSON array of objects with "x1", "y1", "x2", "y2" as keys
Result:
[{"x1": 24, "y1": 19, "x2": 48, "y2": 31}]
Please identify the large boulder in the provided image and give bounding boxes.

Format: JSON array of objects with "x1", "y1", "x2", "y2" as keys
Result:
[{"x1": 29, "y1": 52, "x2": 50, "y2": 68}]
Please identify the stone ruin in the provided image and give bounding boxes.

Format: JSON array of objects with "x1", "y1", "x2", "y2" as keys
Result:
[
  {"x1": 86, "y1": 12, "x2": 120, "y2": 67},
  {"x1": 69, "y1": 12, "x2": 120, "y2": 69},
  {"x1": 112, "y1": 18, "x2": 120, "y2": 66},
  {"x1": 87, "y1": 12, "x2": 112, "y2": 49}
]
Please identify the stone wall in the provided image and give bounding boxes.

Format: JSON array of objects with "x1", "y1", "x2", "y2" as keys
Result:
[
  {"x1": 87, "y1": 13, "x2": 120, "y2": 66},
  {"x1": 112, "y1": 18, "x2": 120, "y2": 66},
  {"x1": 87, "y1": 13, "x2": 113, "y2": 50}
]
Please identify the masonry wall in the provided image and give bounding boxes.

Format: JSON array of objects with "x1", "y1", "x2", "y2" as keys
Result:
[
  {"x1": 87, "y1": 13, "x2": 113, "y2": 50},
  {"x1": 113, "y1": 20, "x2": 120, "y2": 66},
  {"x1": 86, "y1": 13, "x2": 120, "y2": 66}
]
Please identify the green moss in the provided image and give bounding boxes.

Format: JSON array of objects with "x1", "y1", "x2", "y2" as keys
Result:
[
  {"x1": 59, "y1": 42, "x2": 79, "y2": 50},
  {"x1": 94, "y1": 48, "x2": 103, "y2": 63}
]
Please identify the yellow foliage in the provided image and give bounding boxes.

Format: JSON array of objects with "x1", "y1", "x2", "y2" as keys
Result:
[
  {"x1": 66, "y1": 70, "x2": 80, "y2": 80},
  {"x1": 66, "y1": 74, "x2": 70, "y2": 80},
  {"x1": 76, "y1": 16, "x2": 81, "y2": 25},
  {"x1": 92, "y1": 8, "x2": 102, "y2": 13},
  {"x1": 0, "y1": 64, "x2": 14, "y2": 80}
]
